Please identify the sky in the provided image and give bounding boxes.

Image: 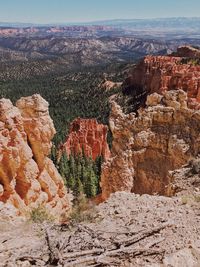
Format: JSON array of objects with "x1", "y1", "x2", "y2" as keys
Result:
[{"x1": 0, "y1": 0, "x2": 200, "y2": 24}]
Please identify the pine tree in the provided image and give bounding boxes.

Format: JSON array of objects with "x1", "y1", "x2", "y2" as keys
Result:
[
  {"x1": 58, "y1": 152, "x2": 69, "y2": 186},
  {"x1": 84, "y1": 159, "x2": 98, "y2": 198},
  {"x1": 69, "y1": 154, "x2": 75, "y2": 178},
  {"x1": 68, "y1": 173, "x2": 76, "y2": 192},
  {"x1": 94, "y1": 155, "x2": 103, "y2": 194},
  {"x1": 50, "y1": 144, "x2": 57, "y2": 166},
  {"x1": 74, "y1": 178, "x2": 84, "y2": 197}
]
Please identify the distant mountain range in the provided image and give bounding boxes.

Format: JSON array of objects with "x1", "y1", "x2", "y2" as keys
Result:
[
  {"x1": 1, "y1": 17, "x2": 200, "y2": 30},
  {"x1": 0, "y1": 17, "x2": 200, "y2": 80},
  {"x1": 86, "y1": 17, "x2": 200, "y2": 29},
  {"x1": 0, "y1": 22, "x2": 38, "y2": 28}
]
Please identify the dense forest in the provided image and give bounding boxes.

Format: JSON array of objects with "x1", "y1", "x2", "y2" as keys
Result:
[
  {"x1": 53, "y1": 150, "x2": 103, "y2": 198},
  {"x1": 0, "y1": 64, "x2": 126, "y2": 143},
  {"x1": 0, "y1": 63, "x2": 127, "y2": 198}
]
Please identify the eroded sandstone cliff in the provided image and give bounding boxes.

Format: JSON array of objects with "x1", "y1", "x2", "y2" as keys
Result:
[
  {"x1": 0, "y1": 94, "x2": 71, "y2": 220},
  {"x1": 101, "y1": 89, "x2": 200, "y2": 200},
  {"x1": 123, "y1": 46, "x2": 200, "y2": 111},
  {"x1": 63, "y1": 118, "x2": 110, "y2": 160}
]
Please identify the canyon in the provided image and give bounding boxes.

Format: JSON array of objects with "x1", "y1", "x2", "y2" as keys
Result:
[
  {"x1": 0, "y1": 35, "x2": 200, "y2": 266},
  {"x1": 0, "y1": 94, "x2": 71, "y2": 220},
  {"x1": 1, "y1": 46, "x2": 200, "y2": 215}
]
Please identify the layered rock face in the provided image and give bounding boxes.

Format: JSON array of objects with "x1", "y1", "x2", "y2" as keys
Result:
[
  {"x1": 101, "y1": 90, "x2": 200, "y2": 200},
  {"x1": 63, "y1": 118, "x2": 110, "y2": 161},
  {"x1": 0, "y1": 94, "x2": 71, "y2": 220},
  {"x1": 124, "y1": 47, "x2": 200, "y2": 110}
]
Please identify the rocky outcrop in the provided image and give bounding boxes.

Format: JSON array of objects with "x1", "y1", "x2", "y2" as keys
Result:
[
  {"x1": 99, "y1": 80, "x2": 122, "y2": 91},
  {"x1": 168, "y1": 158, "x2": 200, "y2": 196},
  {"x1": 174, "y1": 45, "x2": 200, "y2": 58},
  {"x1": 101, "y1": 90, "x2": 200, "y2": 200},
  {"x1": 63, "y1": 118, "x2": 110, "y2": 161},
  {"x1": 124, "y1": 47, "x2": 200, "y2": 110},
  {"x1": 0, "y1": 94, "x2": 71, "y2": 220}
]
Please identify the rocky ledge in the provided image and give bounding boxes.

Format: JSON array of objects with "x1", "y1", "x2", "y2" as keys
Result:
[{"x1": 1, "y1": 192, "x2": 200, "y2": 266}]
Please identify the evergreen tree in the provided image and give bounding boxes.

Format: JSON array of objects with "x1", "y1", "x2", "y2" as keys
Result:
[
  {"x1": 50, "y1": 145, "x2": 57, "y2": 166},
  {"x1": 74, "y1": 178, "x2": 84, "y2": 197},
  {"x1": 94, "y1": 155, "x2": 103, "y2": 194},
  {"x1": 83, "y1": 159, "x2": 98, "y2": 198},
  {"x1": 68, "y1": 173, "x2": 76, "y2": 192}
]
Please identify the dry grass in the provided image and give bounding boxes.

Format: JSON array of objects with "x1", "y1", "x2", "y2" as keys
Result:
[
  {"x1": 181, "y1": 194, "x2": 200, "y2": 205},
  {"x1": 29, "y1": 205, "x2": 54, "y2": 223}
]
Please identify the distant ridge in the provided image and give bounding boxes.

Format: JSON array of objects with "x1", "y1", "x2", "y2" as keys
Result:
[{"x1": 1, "y1": 17, "x2": 200, "y2": 29}]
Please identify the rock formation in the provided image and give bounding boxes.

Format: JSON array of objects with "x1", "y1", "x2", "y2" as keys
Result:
[
  {"x1": 174, "y1": 45, "x2": 200, "y2": 58},
  {"x1": 63, "y1": 118, "x2": 110, "y2": 161},
  {"x1": 124, "y1": 46, "x2": 200, "y2": 110},
  {"x1": 99, "y1": 80, "x2": 122, "y2": 91},
  {"x1": 0, "y1": 94, "x2": 71, "y2": 220},
  {"x1": 101, "y1": 90, "x2": 200, "y2": 200}
]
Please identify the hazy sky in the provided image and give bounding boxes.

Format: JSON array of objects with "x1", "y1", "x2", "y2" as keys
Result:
[{"x1": 0, "y1": 0, "x2": 200, "y2": 24}]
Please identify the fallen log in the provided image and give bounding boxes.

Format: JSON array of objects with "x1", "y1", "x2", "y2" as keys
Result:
[
  {"x1": 114, "y1": 223, "x2": 172, "y2": 247},
  {"x1": 63, "y1": 247, "x2": 165, "y2": 267}
]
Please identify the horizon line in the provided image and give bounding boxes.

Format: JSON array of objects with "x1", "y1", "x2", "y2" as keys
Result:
[{"x1": 0, "y1": 16, "x2": 200, "y2": 26}]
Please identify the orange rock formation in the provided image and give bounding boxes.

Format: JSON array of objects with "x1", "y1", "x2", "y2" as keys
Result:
[
  {"x1": 63, "y1": 118, "x2": 110, "y2": 161},
  {"x1": 124, "y1": 47, "x2": 200, "y2": 109},
  {"x1": 101, "y1": 90, "x2": 200, "y2": 200},
  {"x1": 0, "y1": 94, "x2": 71, "y2": 220}
]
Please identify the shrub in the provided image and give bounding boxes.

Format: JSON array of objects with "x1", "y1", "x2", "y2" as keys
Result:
[
  {"x1": 181, "y1": 194, "x2": 200, "y2": 205},
  {"x1": 69, "y1": 193, "x2": 97, "y2": 223},
  {"x1": 29, "y1": 205, "x2": 54, "y2": 223},
  {"x1": 189, "y1": 158, "x2": 200, "y2": 174}
]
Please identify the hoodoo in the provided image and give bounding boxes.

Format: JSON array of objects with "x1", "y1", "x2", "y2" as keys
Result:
[
  {"x1": 63, "y1": 118, "x2": 111, "y2": 161},
  {"x1": 0, "y1": 94, "x2": 71, "y2": 220}
]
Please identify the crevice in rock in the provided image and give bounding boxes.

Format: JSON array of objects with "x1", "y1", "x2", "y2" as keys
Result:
[{"x1": 27, "y1": 135, "x2": 37, "y2": 163}]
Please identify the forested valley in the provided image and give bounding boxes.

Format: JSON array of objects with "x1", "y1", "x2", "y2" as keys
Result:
[{"x1": 0, "y1": 63, "x2": 128, "y2": 198}]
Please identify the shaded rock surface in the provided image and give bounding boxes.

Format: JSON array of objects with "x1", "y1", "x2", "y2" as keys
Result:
[
  {"x1": 174, "y1": 45, "x2": 200, "y2": 58},
  {"x1": 0, "y1": 94, "x2": 71, "y2": 220},
  {"x1": 1, "y1": 192, "x2": 200, "y2": 266},
  {"x1": 63, "y1": 118, "x2": 111, "y2": 160},
  {"x1": 101, "y1": 90, "x2": 200, "y2": 200}
]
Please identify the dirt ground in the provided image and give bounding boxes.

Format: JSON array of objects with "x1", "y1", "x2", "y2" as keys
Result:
[{"x1": 0, "y1": 191, "x2": 200, "y2": 267}]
